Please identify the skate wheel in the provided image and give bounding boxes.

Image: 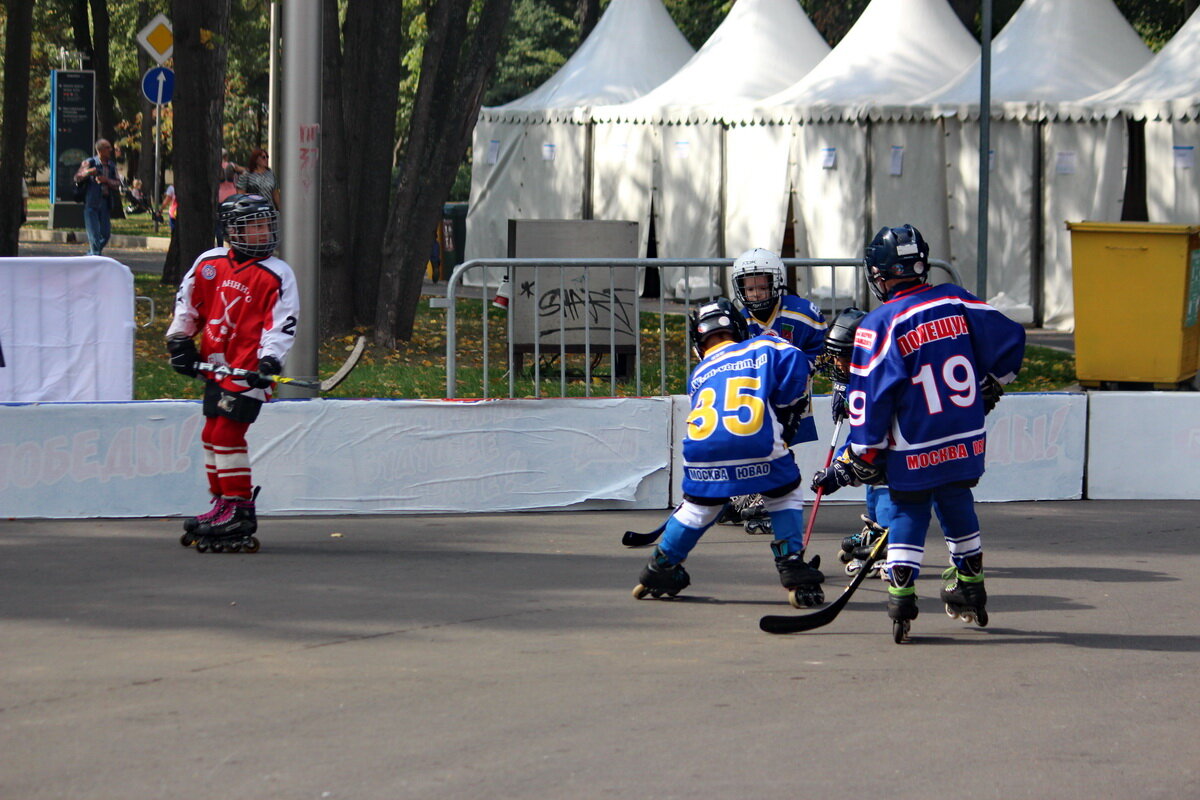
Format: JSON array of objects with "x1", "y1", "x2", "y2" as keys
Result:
[
  {"x1": 227, "y1": 542, "x2": 242, "y2": 553},
  {"x1": 892, "y1": 619, "x2": 911, "y2": 644},
  {"x1": 976, "y1": 608, "x2": 988, "y2": 628},
  {"x1": 844, "y1": 561, "x2": 861, "y2": 576},
  {"x1": 211, "y1": 541, "x2": 225, "y2": 553},
  {"x1": 195, "y1": 541, "x2": 209, "y2": 553},
  {"x1": 838, "y1": 550, "x2": 853, "y2": 563},
  {"x1": 180, "y1": 532, "x2": 195, "y2": 547},
  {"x1": 788, "y1": 589, "x2": 821, "y2": 609},
  {"x1": 244, "y1": 536, "x2": 261, "y2": 553},
  {"x1": 632, "y1": 584, "x2": 650, "y2": 600},
  {"x1": 944, "y1": 604, "x2": 959, "y2": 620}
]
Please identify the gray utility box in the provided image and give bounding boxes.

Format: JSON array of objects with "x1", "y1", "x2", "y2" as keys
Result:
[{"x1": 507, "y1": 219, "x2": 639, "y2": 377}]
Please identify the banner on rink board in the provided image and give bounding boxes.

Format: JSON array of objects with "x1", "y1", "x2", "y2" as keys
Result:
[
  {"x1": 671, "y1": 393, "x2": 1086, "y2": 506},
  {"x1": 0, "y1": 398, "x2": 672, "y2": 519},
  {"x1": 1087, "y1": 392, "x2": 1200, "y2": 500}
]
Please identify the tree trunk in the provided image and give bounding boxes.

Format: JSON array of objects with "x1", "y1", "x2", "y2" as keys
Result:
[
  {"x1": 164, "y1": 0, "x2": 231, "y2": 285},
  {"x1": 577, "y1": 0, "x2": 600, "y2": 44},
  {"x1": 88, "y1": 0, "x2": 117, "y2": 141},
  {"x1": 375, "y1": 0, "x2": 513, "y2": 346},
  {"x1": 319, "y1": 0, "x2": 404, "y2": 337},
  {"x1": 0, "y1": 0, "x2": 35, "y2": 257}
]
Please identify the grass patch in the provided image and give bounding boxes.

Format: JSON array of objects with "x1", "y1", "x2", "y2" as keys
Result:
[{"x1": 135, "y1": 273, "x2": 1077, "y2": 400}]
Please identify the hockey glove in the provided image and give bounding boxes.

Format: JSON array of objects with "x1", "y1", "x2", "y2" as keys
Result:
[
  {"x1": 830, "y1": 381, "x2": 848, "y2": 423},
  {"x1": 247, "y1": 356, "x2": 282, "y2": 389},
  {"x1": 167, "y1": 336, "x2": 200, "y2": 378},
  {"x1": 981, "y1": 373, "x2": 1004, "y2": 415},
  {"x1": 810, "y1": 448, "x2": 885, "y2": 495},
  {"x1": 775, "y1": 394, "x2": 811, "y2": 446}
]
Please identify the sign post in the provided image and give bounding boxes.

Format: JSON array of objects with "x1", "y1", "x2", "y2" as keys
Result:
[
  {"x1": 48, "y1": 69, "x2": 95, "y2": 230},
  {"x1": 137, "y1": 14, "x2": 173, "y2": 233},
  {"x1": 140, "y1": 66, "x2": 174, "y2": 233}
]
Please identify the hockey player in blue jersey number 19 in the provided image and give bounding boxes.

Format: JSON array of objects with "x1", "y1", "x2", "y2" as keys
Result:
[
  {"x1": 811, "y1": 224, "x2": 1025, "y2": 643},
  {"x1": 632, "y1": 298, "x2": 825, "y2": 608},
  {"x1": 722, "y1": 248, "x2": 827, "y2": 535}
]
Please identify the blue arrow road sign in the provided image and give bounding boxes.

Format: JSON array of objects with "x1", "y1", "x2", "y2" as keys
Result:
[{"x1": 141, "y1": 66, "x2": 174, "y2": 105}]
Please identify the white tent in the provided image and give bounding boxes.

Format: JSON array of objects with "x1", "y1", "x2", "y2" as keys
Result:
[
  {"x1": 923, "y1": 0, "x2": 1152, "y2": 328},
  {"x1": 590, "y1": 0, "x2": 830, "y2": 298},
  {"x1": 465, "y1": 0, "x2": 693, "y2": 268},
  {"x1": 1080, "y1": 8, "x2": 1200, "y2": 227},
  {"x1": 733, "y1": 0, "x2": 977, "y2": 305}
]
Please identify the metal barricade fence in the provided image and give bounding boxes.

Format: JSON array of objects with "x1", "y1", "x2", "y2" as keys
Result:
[{"x1": 443, "y1": 258, "x2": 959, "y2": 400}]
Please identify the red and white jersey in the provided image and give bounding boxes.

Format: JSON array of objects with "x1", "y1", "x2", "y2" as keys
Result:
[{"x1": 167, "y1": 246, "x2": 299, "y2": 398}]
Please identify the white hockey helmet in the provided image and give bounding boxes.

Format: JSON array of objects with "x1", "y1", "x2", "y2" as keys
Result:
[{"x1": 731, "y1": 248, "x2": 786, "y2": 316}]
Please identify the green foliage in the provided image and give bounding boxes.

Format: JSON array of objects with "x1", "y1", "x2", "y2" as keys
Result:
[{"x1": 486, "y1": 0, "x2": 577, "y2": 106}]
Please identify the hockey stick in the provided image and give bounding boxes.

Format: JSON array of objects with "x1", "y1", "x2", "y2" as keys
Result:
[
  {"x1": 759, "y1": 528, "x2": 888, "y2": 634},
  {"x1": 801, "y1": 417, "x2": 844, "y2": 551},
  {"x1": 194, "y1": 335, "x2": 367, "y2": 392},
  {"x1": 622, "y1": 520, "x2": 667, "y2": 548}
]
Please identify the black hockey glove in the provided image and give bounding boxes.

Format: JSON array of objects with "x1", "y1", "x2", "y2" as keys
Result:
[
  {"x1": 981, "y1": 373, "x2": 1004, "y2": 415},
  {"x1": 247, "y1": 356, "x2": 282, "y2": 389},
  {"x1": 811, "y1": 449, "x2": 885, "y2": 495},
  {"x1": 775, "y1": 394, "x2": 811, "y2": 446},
  {"x1": 830, "y1": 381, "x2": 848, "y2": 423},
  {"x1": 166, "y1": 336, "x2": 200, "y2": 378}
]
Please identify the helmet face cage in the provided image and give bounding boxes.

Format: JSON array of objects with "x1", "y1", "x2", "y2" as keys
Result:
[
  {"x1": 864, "y1": 224, "x2": 929, "y2": 300},
  {"x1": 731, "y1": 248, "x2": 786, "y2": 316},
  {"x1": 221, "y1": 194, "x2": 279, "y2": 259},
  {"x1": 816, "y1": 306, "x2": 867, "y2": 382},
  {"x1": 689, "y1": 297, "x2": 749, "y2": 357}
]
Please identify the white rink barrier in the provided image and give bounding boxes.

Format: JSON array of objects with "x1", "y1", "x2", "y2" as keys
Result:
[
  {"x1": 0, "y1": 390, "x2": 1188, "y2": 519},
  {"x1": 671, "y1": 392, "x2": 1088, "y2": 507},
  {"x1": 1087, "y1": 392, "x2": 1200, "y2": 500},
  {"x1": 0, "y1": 398, "x2": 672, "y2": 519}
]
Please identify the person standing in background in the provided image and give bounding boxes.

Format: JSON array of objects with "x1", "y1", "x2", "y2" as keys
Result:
[
  {"x1": 236, "y1": 148, "x2": 280, "y2": 209},
  {"x1": 75, "y1": 139, "x2": 120, "y2": 255}
]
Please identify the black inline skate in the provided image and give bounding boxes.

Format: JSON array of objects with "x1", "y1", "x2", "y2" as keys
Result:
[
  {"x1": 887, "y1": 565, "x2": 919, "y2": 644},
  {"x1": 633, "y1": 546, "x2": 690, "y2": 599},
  {"x1": 180, "y1": 495, "x2": 229, "y2": 547},
  {"x1": 772, "y1": 540, "x2": 824, "y2": 608},
  {"x1": 740, "y1": 494, "x2": 773, "y2": 535},
  {"x1": 940, "y1": 554, "x2": 988, "y2": 627},
  {"x1": 193, "y1": 488, "x2": 261, "y2": 554},
  {"x1": 839, "y1": 514, "x2": 887, "y2": 576}
]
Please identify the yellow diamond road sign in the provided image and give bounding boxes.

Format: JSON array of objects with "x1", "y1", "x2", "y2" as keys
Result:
[{"x1": 137, "y1": 13, "x2": 174, "y2": 65}]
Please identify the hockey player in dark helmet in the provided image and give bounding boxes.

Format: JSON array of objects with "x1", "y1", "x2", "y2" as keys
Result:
[
  {"x1": 812, "y1": 223, "x2": 1025, "y2": 643},
  {"x1": 816, "y1": 307, "x2": 891, "y2": 580},
  {"x1": 629, "y1": 297, "x2": 824, "y2": 608},
  {"x1": 221, "y1": 193, "x2": 279, "y2": 260},
  {"x1": 863, "y1": 223, "x2": 929, "y2": 301}
]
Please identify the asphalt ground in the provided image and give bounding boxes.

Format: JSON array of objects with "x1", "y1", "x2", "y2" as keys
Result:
[{"x1": 2, "y1": 500, "x2": 1197, "y2": 799}]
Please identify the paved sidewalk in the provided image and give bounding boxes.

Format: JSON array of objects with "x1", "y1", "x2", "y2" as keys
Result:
[{"x1": 2, "y1": 500, "x2": 1196, "y2": 799}]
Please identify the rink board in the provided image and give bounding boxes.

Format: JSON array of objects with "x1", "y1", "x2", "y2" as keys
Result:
[{"x1": 0, "y1": 389, "x2": 1181, "y2": 519}]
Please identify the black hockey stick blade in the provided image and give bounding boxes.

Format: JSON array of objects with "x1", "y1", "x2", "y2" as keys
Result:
[
  {"x1": 622, "y1": 521, "x2": 666, "y2": 548},
  {"x1": 320, "y1": 335, "x2": 366, "y2": 392},
  {"x1": 759, "y1": 530, "x2": 889, "y2": 635}
]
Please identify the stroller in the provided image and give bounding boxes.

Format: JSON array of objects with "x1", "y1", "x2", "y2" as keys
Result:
[{"x1": 121, "y1": 181, "x2": 161, "y2": 221}]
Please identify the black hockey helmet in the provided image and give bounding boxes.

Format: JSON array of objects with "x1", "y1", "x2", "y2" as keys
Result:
[
  {"x1": 817, "y1": 306, "x2": 868, "y2": 382},
  {"x1": 864, "y1": 223, "x2": 929, "y2": 300},
  {"x1": 689, "y1": 297, "x2": 749, "y2": 357},
  {"x1": 220, "y1": 193, "x2": 279, "y2": 259}
]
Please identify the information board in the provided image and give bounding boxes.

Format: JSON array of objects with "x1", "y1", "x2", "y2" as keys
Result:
[{"x1": 49, "y1": 70, "x2": 96, "y2": 203}]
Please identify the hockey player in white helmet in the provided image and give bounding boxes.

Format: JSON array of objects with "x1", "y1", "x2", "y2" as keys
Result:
[{"x1": 723, "y1": 248, "x2": 828, "y2": 535}]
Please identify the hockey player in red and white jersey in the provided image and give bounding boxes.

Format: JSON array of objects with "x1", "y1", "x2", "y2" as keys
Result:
[{"x1": 166, "y1": 194, "x2": 299, "y2": 551}]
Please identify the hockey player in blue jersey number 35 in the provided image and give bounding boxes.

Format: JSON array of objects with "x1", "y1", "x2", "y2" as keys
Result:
[
  {"x1": 811, "y1": 224, "x2": 1025, "y2": 642},
  {"x1": 631, "y1": 297, "x2": 825, "y2": 608}
]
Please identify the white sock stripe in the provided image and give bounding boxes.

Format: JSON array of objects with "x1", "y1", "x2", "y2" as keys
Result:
[
  {"x1": 211, "y1": 446, "x2": 248, "y2": 454},
  {"x1": 214, "y1": 452, "x2": 251, "y2": 471},
  {"x1": 946, "y1": 534, "x2": 983, "y2": 557},
  {"x1": 944, "y1": 530, "x2": 981, "y2": 544}
]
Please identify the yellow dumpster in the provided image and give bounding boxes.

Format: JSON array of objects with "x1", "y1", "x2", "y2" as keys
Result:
[{"x1": 1068, "y1": 222, "x2": 1200, "y2": 388}]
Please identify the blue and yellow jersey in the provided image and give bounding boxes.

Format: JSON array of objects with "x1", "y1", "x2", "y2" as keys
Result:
[
  {"x1": 681, "y1": 334, "x2": 814, "y2": 499},
  {"x1": 743, "y1": 294, "x2": 827, "y2": 363}
]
